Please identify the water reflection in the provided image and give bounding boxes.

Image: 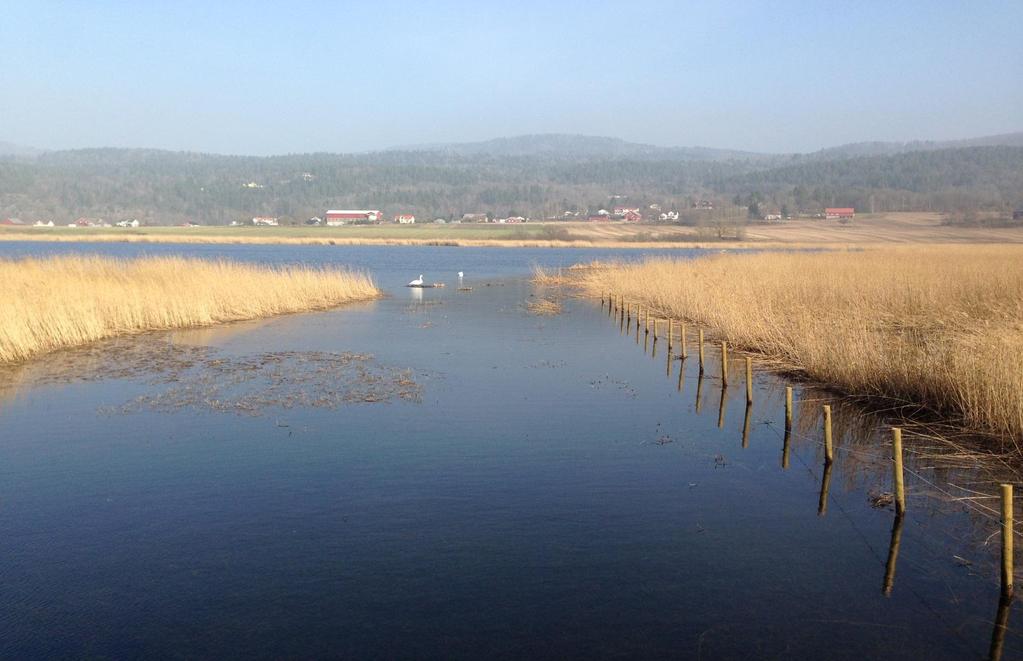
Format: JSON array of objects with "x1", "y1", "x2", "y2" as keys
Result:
[
  {"x1": 989, "y1": 592, "x2": 1014, "y2": 661},
  {"x1": 818, "y1": 460, "x2": 834, "y2": 516},
  {"x1": 883, "y1": 513, "x2": 905, "y2": 596}
]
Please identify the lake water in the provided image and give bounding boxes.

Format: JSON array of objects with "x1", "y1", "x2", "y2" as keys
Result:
[{"x1": 0, "y1": 242, "x2": 1018, "y2": 658}]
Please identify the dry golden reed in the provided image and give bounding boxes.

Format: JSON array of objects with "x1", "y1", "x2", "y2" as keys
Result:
[
  {"x1": 575, "y1": 246, "x2": 1023, "y2": 440},
  {"x1": 0, "y1": 255, "x2": 379, "y2": 363}
]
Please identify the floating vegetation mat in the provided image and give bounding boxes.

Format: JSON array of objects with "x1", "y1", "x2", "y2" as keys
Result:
[
  {"x1": 0, "y1": 337, "x2": 422, "y2": 415},
  {"x1": 526, "y1": 298, "x2": 563, "y2": 316}
]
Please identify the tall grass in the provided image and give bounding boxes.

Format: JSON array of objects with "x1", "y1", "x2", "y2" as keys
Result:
[
  {"x1": 0, "y1": 255, "x2": 379, "y2": 363},
  {"x1": 574, "y1": 246, "x2": 1023, "y2": 441}
]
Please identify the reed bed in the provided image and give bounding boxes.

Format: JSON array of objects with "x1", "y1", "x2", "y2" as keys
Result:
[
  {"x1": 575, "y1": 246, "x2": 1023, "y2": 442},
  {"x1": 0, "y1": 255, "x2": 379, "y2": 363}
]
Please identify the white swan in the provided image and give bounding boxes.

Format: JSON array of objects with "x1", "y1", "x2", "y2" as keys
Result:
[
  {"x1": 408, "y1": 274, "x2": 424, "y2": 286},
  {"x1": 457, "y1": 271, "x2": 464, "y2": 278}
]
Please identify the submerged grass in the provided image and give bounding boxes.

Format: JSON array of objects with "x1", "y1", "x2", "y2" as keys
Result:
[
  {"x1": 573, "y1": 246, "x2": 1023, "y2": 443},
  {"x1": 0, "y1": 255, "x2": 379, "y2": 363}
]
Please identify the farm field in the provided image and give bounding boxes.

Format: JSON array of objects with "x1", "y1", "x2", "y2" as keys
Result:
[{"x1": 4, "y1": 213, "x2": 1023, "y2": 247}]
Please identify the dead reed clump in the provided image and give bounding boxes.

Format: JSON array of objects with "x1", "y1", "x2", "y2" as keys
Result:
[
  {"x1": 576, "y1": 246, "x2": 1023, "y2": 442},
  {"x1": 0, "y1": 255, "x2": 379, "y2": 363},
  {"x1": 527, "y1": 298, "x2": 563, "y2": 316}
]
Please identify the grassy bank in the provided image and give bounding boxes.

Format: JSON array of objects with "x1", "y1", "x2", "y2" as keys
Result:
[
  {"x1": 4, "y1": 214, "x2": 1023, "y2": 248},
  {"x1": 0, "y1": 255, "x2": 378, "y2": 363},
  {"x1": 572, "y1": 246, "x2": 1023, "y2": 442}
]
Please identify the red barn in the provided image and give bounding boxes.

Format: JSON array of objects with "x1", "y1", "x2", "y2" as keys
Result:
[
  {"x1": 325, "y1": 210, "x2": 382, "y2": 225},
  {"x1": 825, "y1": 207, "x2": 855, "y2": 220}
]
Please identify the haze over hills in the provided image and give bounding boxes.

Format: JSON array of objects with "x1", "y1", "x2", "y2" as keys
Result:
[
  {"x1": 0, "y1": 131, "x2": 1021, "y2": 225},
  {"x1": 4, "y1": 130, "x2": 1023, "y2": 162}
]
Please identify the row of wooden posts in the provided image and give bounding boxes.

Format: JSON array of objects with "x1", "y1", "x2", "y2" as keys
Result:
[{"x1": 601, "y1": 291, "x2": 1015, "y2": 601}]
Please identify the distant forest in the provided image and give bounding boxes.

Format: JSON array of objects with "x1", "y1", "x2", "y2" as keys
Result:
[{"x1": 1, "y1": 135, "x2": 1021, "y2": 225}]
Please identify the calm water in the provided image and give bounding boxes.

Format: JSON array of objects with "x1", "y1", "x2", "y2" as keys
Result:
[{"x1": 0, "y1": 243, "x2": 1017, "y2": 658}]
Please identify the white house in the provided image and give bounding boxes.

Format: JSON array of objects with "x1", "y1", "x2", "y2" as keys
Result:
[
  {"x1": 116, "y1": 219, "x2": 140, "y2": 228},
  {"x1": 252, "y1": 216, "x2": 279, "y2": 226},
  {"x1": 33, "y1": 220, "x2": 55, "y2": 227},
  {"x1": 394, "y1": 214, "x2": 416, "y2": 224}
]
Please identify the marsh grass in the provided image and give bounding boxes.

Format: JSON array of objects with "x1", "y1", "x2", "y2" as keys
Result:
[
  {"x1": 574, "y1": 246, "x2": 1023, "y2": 442},
  {"x1": 0, "y1": 255, "x2": 379, "y2": 363},
  {"x1": 527, "y1": 298, "x2": 563, "y2": 316}
]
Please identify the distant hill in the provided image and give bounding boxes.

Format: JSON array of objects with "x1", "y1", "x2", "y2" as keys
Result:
[
  {"x1": 1, "y1": 133, "x2": 1021, "y2": 224},
  {"x1": 0, "y1": 140, "x2": 44, "y2": 158},
  {"x1": 390, "y1": 133, "x2": 772, "y2": 162},
  {"x1": 809, "y1": 132, "x2": 1023, "y2": 160}
]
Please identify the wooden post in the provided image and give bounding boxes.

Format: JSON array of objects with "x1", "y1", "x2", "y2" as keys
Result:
[
  {"x1": 695, "y1": 371, "x2": 704, "y2": 413},
  {"x1": 1002, "y1": 483, "x2": 1014, "y2": 597},
  {"x1": 782, "y1": 427, "x2": 791, "y2": 469},
  {"x1": 785, "y1": 386, "x2": 793, "y2": 431},
  {"x1": 680, "y1": 322, "x2": 687, "y2": 358},
  {"x1": 720, "y1": 341, "x2": 728, "y2": 386},
  {"x1": 745, "y1": 357, "x2": 753, "y2": 405},
  {"x1": 667, "y1": 318, "x2": 672, "y2": 353},
  {"x1": 891, "y1": 428, "x2": 906, "y2": 515},
  {"x1": 823, "y1": 405, "x2": 833, "y2": 464},
  {"x1": 698, "y1": 329, "x2": 705, "y2": 373}
]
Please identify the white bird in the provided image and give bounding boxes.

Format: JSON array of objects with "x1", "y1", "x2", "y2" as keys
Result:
[
  {"x1": 408, "y1": 274, "x2": 424, "y2": 286},
  {"x1": 457, "y1": 271, "x2": 464, "y2": 278}
]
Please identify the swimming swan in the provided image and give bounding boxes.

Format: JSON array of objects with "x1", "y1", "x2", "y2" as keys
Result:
[{"x1": 408, "y1": 274, "x2": 424, "y2": 286}]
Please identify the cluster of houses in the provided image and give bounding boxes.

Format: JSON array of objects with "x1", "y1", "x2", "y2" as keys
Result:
[{"x1": 0, "y1": 217, "x2": 141, "y2": 228}]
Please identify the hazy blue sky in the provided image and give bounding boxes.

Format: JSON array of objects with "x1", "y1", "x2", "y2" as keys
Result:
[{"x1": 1, "y1": 1, "x2": 1020, "y2": 155}]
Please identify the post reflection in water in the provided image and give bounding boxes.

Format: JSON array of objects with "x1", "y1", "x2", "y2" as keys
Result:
[
  {"x1": 665, "y1": 345, "x2": 672, "y2": 379},
  {"x1": 883, "y1": 513, "x2": 905, "y2": 596},
  {"x1": 742, "y1": 403, "x2": 752, "y2": 449},
  {"x1": 989, "y1": 592, "x2": 1014, "y2": 661},
  {"x1": 717, "y1": 385, "x2": 728, "y2": 429},
  {"x1": 695, "y1": 370, "x2": 704, "y2": 413},
  {"x1": 818, "y1": 460, "x2": 833, "y2": 516}
]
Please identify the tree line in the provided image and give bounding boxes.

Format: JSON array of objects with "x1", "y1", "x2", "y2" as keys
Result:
[{"x1": 0, "y1": 145, "x2": 1020, "y2": 224}]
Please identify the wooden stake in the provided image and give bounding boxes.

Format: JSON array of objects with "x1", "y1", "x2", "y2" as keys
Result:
[
  {"x1": 680, "y1": 322, "x2": 687, "y2": 358},
  {"x1": 667, "y1": 319, "x2": 672, "y2": 352},
  {"x1": 720, "y1": 341, "x2": 728, "y2": 386},
  {"x1": 785, "y1": 386, "x2": 793, "y2": 431},
  {"x1": 823, "y1": 405, "x2": 833, "y2": 463},
  {"x1": 1002, "y1": 483, "x2": 1014, "y2": 597},
  {"x1": 891, "y1": 428, "x2": 906, "y2": 515},
  {"x1": 782, "y1": 427, "x2": 791, "y2": 469},
  {"x1": 745, "y1": 357, "x2": 753, "y2": 405}
]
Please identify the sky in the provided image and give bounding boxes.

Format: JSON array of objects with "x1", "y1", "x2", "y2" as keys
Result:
[{"x1": 1, "y1": 1, "x2": 1021, "y2": 155}]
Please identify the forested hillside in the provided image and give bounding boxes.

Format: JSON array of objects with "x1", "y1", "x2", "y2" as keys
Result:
[{"x1": 0, "y1": 135, "x2": 1020, "y2": 224}]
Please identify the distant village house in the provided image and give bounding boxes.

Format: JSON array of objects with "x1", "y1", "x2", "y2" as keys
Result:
[
  {"x1": 325, "y1": 210, "x2": 382, "y2": 225},
  {"x1": 825, "y1": 207, "x2": 855, "y2": 220},
  {"x1": 252, "y1": 216, "x2": 279, "y2": 226},
  {"x1": 394, "y1": 214, "x2": 416, "y2": 224}
]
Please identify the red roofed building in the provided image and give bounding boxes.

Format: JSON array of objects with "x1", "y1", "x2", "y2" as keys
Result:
[
  {"x1": 825, "y1": 207, "x2": 855, "y2": 220},
  {"x1": 623, "y1": 210, "x2": 643, "y2": 223},
  {"x1": 325, "y1": 210, "x2": 382, "y2": 225}
]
